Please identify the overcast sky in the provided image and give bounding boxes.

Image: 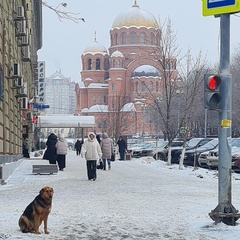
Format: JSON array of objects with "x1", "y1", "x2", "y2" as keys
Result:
[{"x1": 37, "y1": 0, "x2": 240, "y2": 82}]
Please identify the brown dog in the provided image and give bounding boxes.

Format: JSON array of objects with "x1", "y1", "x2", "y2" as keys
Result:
[{"x1": 18, "y1": 186, "x2": 54, "y2": 234}]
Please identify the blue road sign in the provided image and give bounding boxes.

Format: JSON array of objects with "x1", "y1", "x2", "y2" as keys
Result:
[
  {"x1": 33, "y1": 104, "x2": 50, "y2": 109},
  {"x1": 208, "y1": 0, "x2": 235, "y2": 9},
  {"x1": 203, "y1": 0, "x2": 240, "y2": 16}
]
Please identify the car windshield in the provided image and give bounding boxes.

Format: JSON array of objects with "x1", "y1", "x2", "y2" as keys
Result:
[
  {"x1": 231, "y1": 138, "x2": 240, "y2": 147},
  {"x1": 200, "y1": 139, "x2": 218, "y2": 148},
  {"x1": 187, "y1": 138, "x2": 203, "y2": 147}
]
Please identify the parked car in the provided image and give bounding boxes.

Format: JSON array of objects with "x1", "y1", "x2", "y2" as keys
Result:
[
  {"x1": 132, "y1": 141, "x2": 163, "y2": 158},
  {"x1": 182, "y1": 139, "x2": 218, "y2": 166},
  {"x1": 201, "y1": 138, "x2": 240, "y2": 169},
  {"x1": 152, "y1": 140, "x2": 184, "y2": 161},
  {"x1": 172, "y1": 138, "x2": 213, "y2": 164}
]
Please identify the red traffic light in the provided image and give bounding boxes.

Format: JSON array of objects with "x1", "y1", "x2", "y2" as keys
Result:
[
  {"x1": 204, "y1": 74, "x2": 222, "y2": 110},
  {"x1": 207, "y1": 75, "x2": 221, "y2": 90}
]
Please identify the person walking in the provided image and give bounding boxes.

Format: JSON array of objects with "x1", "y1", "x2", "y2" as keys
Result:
[
  {"x1": 43, "y1": 133, "x2": 58, "y2": 164},
  {"x1": 75, "y1": 139, "x2": 83, "y2": 156},
  {"x1": 22, "y1": 138, "x2": 30, "y2": 158},
  {"x1": 117, "y1": 136, "x2": 127, "y2": 160},
  {"x1": 81, "y1": 132, "x2": 102, "y2": 181},
  {"x1": 100, "y1": 132, "x2": 114, "y2": 170},
  {"x1": 55, "y1": 134, "x2": 68, "y2": 171}
]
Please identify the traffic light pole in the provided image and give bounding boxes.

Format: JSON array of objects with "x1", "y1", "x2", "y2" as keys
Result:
[{"x1": 209, "y1": 14, "x2": 240, "y2": 225}]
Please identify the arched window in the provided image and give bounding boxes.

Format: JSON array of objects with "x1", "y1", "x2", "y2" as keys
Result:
[
  {"x1": 112, "y1": 83, "x2": 115, "y2": 91},
  {"x1": 112, "y1": 100, "x2": 116, "y2": 110},
  {"x1": 115, "y1": 33, "x2": 119, "y2": 45},
  {"x1": 136, "y1": 82, "x2": 139, "y2": 92},
  {"x1": 98, "y1": 120, "x2": 102, "y2": 129},
  {"x1": 156, "y1": 82, "x2": 159, "y2": 92},
  {"x1": 130, "y1": 32, "x2": 136, "y2": 44},
  {"x1": 104, "y1": 58, "x2": 109, "y2": 70},
  {"x1": 116, "y1": 59, "x2": 120, "y2": 68},
  {"x1": 122, "y1": 33, "x2": 127, "y2": 44},
  {"x1": 149, "y1": 81, "x2": 153, "y2": 91},
  {"x1": 142, "y1": 82, "x2": 146, "y2": 92},
  {"x1": 96, "y1": 58, "x2": 100, "y2": 70},
  {"x1": 150, "y1": 33, "x2": 155, "y2": 45},
  {"x1": 140, "y1": 32, "x2": 146, "y2": 44},
  {"x1": 103, "y1": 120, "x2": 107, "y2": 129},
  {"x1": 88, "y1": 59, "x2": 92, "y2": 70}
]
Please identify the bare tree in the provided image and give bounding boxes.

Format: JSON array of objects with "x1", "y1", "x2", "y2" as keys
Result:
[
  {"x1": 145, "y1": 19, "x2": 209, "y2": 167},
  {"x1": 107, "y1": 94, "x2": 133, "y2": 142},
  {"x1": 177, "y1": 51, "x2": 208, "y2": 169},
  {"x1": 231, "y1": 46, "x2": 240, "y2": 137},
  {"x1": 42, "y1": 1, "x2": 85, "y2": 23}
]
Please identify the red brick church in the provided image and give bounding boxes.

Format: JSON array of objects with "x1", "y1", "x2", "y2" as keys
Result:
[{"x1": 75, "y1": 1, "x2": 174, "y2": 137}]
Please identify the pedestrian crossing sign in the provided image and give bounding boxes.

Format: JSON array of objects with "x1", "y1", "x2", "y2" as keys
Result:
[{"x1": 203, "y1": 0, "x2": 240, "y2": 16}]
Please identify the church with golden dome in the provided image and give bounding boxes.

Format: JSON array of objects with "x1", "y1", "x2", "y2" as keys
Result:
[{"x1": 75, "y1": 1, "x2": 176, "y2": 137}]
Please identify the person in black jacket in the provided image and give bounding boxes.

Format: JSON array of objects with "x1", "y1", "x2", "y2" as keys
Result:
[
  {"x1": 43, "y1": 133, "x2": 58, "y2": 164},
  {"x1": 74, "y1": 139, "x2": 83, "y2": 156},
  {"x1": 117, "y1": 136, "x2": 127, "y2": 160}
]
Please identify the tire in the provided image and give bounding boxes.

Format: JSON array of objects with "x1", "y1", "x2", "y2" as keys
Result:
[{"x1": 157, "y1": 153, "x2": 165, "y2": 161}]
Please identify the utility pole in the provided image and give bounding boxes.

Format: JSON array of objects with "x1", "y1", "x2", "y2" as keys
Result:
[
  {"x1": 209, "y1": 14, "x2": 240, "y2": 226},
  {"x1": 202, "y1": 0, "x2": 240, "y2": 225}
]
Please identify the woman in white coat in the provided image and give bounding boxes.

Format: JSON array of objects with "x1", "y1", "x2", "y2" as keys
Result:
[
  {"x1": 81, "y1": 132, "x2": 102, "y2": 181},
  {"x1": 55, "y1": 134, "x2": 68, "y2": 171}
]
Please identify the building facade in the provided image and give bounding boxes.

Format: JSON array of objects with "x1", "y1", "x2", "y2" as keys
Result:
[
  {"x1": 0, "y1": 0, "x2": 42, "y2": 160},
  {"x1": 75, "y1": 1, "x2": 177, "y2": 138},
  {"x1": 44, "y1": 70, "x2": 76, "y2": 115}
]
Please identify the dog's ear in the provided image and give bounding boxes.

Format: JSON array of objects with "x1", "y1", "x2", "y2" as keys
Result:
[
  {"x1": 51, "y1": 187, "x2": 54, "y2": 193},
  {"x1": 39, "y1": 187, "x2": 45, "y2": 195}
]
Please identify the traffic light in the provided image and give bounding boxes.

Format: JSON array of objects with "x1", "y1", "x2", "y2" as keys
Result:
[{"x1": 204, "y1": 74, "x2": 222, "y2": 110}]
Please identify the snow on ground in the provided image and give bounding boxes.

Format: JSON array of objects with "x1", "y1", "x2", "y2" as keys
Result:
[{"x1": 1, "y1": 150, "x2": 240, "y2": 239}]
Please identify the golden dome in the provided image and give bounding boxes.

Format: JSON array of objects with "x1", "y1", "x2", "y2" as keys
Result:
[
  {"x1": 112, "y1": 1, "x2": 159, "y2": 29},
  {"x1": 83, "y1": 40, "x2": 108, "y2": 55}
]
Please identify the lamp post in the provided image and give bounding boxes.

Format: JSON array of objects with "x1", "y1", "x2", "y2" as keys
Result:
[{"x1": 141, "y1": 103, "x2": 147, "y2": 141}]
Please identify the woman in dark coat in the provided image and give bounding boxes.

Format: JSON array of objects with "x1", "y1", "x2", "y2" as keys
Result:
[
  {"x1": 43, "y1": 133, "x2": 58, "y2": 164},
  {"x1": 117, "y1": 136, "x2": 127, "y2": 160},
  {"x1": 74, "y1": 139, "x2": 82, "y2": 156}
]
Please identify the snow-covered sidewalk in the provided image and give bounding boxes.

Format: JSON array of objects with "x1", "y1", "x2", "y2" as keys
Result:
[{"x1": 1, "y1": 150, "x2": 240, "y2": 240}]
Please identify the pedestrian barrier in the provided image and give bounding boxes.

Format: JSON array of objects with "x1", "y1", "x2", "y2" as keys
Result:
[{"x1": 32, "y1": 164, "x2": 58, "y2": 174}]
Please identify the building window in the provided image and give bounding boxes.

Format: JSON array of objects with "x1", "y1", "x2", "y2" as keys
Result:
[
  {"x1": 142, "y1": 82, "x2": 146, "y2": 92},
  {"x1": 136, "y1": 82, "x2": 139, "y2": 92},
  {"x1": 103, "y1": 120, "x2": 107, "y2": 129},
  {"x1": 93, "y1": 96, "x2": 96, "y2": 104},
  {"x1": 116, "y1": 59, "x2": 120, "y2": 68},
  {"x1": 96, "y1": 58, "x2": 101, "y2": 70},
  {"x1": 104, "y1": 96, "x2": 107, "y2": 103},
  {"x1": 115, "y1": 33, "x2": 119, "y2": 45},
  {"x1": 122, "y1": 33, "x2": 127, "y2": 44},
  {"x1": 112, "y1": 100, "x2": 116, "y2": 110},
  {"x1": 150, "y1": 33, "x2": 155, "y2": 45},
  {"x1": 88, "y1": 59, "x2": 92, "y2": 70},
  {"x1": 112, "y1": 83, "x2": 115, "y2": 91},
  {"x1": 104, "y1": 58, "x2": 109, "y2": 70},
  {"x1": 149, "y1": 81, "x2": 153, "y2": 91},
  {"x1": 130, "y1": 32, "x2": 136, "y2": 44},
  {"x1": 98, "y1": 120, "x2": 102, "y2": 129},
  {"x1": 156, "y1": 82, "x2": 159, "y2": 92},
  {"x1": 140, "y1": 32, "x2": 146, "y2": 44}
]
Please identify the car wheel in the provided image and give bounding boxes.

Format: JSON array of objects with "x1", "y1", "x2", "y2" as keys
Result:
[{"x1": 157, "y1": 153, "x2": 165, "y2": 161}]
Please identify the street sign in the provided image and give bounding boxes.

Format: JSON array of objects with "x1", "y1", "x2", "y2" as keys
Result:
[
  {"x1": 33, "y1": 104, "x2": 50, "y2": 109},
  {"x1": 202, "y1": 0, "x2": 240, "y2": 16}
]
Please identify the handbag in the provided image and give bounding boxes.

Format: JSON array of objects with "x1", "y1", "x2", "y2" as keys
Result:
[
  {"x1": 111, "y1": 153, "x2": 115, "y2": 161},
  {"x1": 97, "y1": 160, "x2": 103, "y2": 169}
]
